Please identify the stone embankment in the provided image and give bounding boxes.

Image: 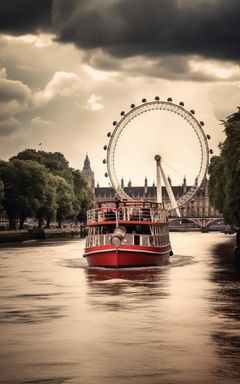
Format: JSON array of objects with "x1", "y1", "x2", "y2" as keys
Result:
[{"x1": 0, "y1": 227, "x2": 85, "y2": 244}]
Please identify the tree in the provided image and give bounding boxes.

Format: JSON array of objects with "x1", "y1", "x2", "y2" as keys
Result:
[
  {"x1": 10, "y1": 149, "x2": 42, "y2": 164},
  {"x1": 35, "y1": 173, "x2": 58, "y2": 229},
  {"x1": 3, "y1": 149, "x2": 94, "y2": 229},
  {"x1": 208, "y1": 156, "x2": 226, "y2": 214},
  {"x1": 209, "y1": 108, "x2": 240, "y2": 243},
  {"x1": 72, "y1": 169, "x2": 93, "y2": 223},
  {"x1": 55, "y1": 176, "x2": 75, "y2": 227},
  {"x1": 0, "y1": 159, "x2": 54, "y2": 229},
  {"x1": 0, "y1": 179, "x2": 4, "y2": 214},
  {"x1": 11, "y1": 149, "x2": 74, "y2": 184}
]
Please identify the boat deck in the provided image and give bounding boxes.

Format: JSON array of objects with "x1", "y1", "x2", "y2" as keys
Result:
[{"x1": 87, "y1": 200, "x2": 168, "y2": 225}]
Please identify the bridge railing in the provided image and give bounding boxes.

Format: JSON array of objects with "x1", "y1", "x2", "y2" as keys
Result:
[{"x1": 169, "y1": 216, "x2": 224, "y2": 228}]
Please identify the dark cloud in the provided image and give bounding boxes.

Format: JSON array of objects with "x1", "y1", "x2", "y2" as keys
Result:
[
  {"x1": 0, "y1": 78, "x2": 29, "y2": 102},
  {"x1": 0, "y1": 77, "x2": 31, "y2": 119},
  {"x1": 86, "y1": 51, "x2": 240, "y2": 82},
  {"x1": 0, "y1": 0, "x2": 240, "y2": 76},
  {"x1": 0, "y1": 0, "x2": 52, "y2": 35},
  {"x1": 52, "y1": 0, "x2": 240, "y2": 62},
  {"x1": 0, "y1": 117, "x2": 20, "y2": 136}
]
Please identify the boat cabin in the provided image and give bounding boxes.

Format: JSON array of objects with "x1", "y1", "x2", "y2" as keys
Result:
[{"x1": 85, "y1": 200, "x2": 170, "y2": 248}]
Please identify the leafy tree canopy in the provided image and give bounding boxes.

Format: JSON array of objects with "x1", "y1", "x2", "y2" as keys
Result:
[
  {"x1": 72, "y1": 169, "x2": 93, "y2": 222},
  {"x1": 0, "y1": 159, "x2": 54, "y2": 228},
  {"x1": 55, "y1": 175, "x2": 75, "y2": 227},
  {"x1": 0, "y1": 179, "x2": 4, "y2": 213},
  {"x1": 35, "y1": 173, "x2": 58, "y2": 229},
  {"x1": 209, "y1": 108, "x2": 240, "y2": 227},
  {"x1": 11, "y1": 149, "x2": 73, "y2": 184},
  {"x1": 1, "y1": 149, "x2": 94, "y2": 227}
]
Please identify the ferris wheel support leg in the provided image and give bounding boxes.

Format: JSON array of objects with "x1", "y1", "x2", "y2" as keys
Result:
[
  {"x1": 160, "y1": 163, "x2": 181, "y2": 217},
  {"x1": 155, "y1": 155, "x2": 162, "y2": 204}
]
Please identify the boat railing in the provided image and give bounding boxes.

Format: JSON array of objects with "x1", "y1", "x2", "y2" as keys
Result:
[
  {"x1": 87, "y1": 206, "x2": 168, "y2": 224},
  {"x1": 85, "y1": 233, "x2": 170, "y2": 248}
]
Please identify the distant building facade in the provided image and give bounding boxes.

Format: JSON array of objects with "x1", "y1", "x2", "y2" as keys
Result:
[
  {"x1": 82, "y1": 155, "x2": 219, "y2": 217},
  {"x1": 95, "y1": 178, "x2": 219, "y2": 217}
]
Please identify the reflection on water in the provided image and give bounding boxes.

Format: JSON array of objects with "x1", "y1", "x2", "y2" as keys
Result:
[
  {"x1": 85, "y1": 267, "x2": 170, "y2": 312},
  {"x1": 0, "y1": 234, "x2": 240, "y2": 384},
  {"x1": 84, "y1": 255, "x2": 195, "y2": 312},
  {"x1": 209, "y1": 238, "x2": 240, "y2": 382}
]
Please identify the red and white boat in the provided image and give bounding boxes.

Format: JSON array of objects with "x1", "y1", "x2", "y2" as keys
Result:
[
  {"x1": 82, "y1": 96, "x2": 210, "y2": 267},
  {"x1": 83, "y1": 199, "x2": 172, "y2": 268}
]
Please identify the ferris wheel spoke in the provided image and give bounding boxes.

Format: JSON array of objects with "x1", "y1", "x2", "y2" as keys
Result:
[{"x1": 161, "y1": 159, "x2": 186, "y2": 179}]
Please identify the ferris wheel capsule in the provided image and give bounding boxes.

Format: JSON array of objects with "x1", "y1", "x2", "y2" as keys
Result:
[{"x1": 167, "y1": 97, "x2": 172, "y2": 102}]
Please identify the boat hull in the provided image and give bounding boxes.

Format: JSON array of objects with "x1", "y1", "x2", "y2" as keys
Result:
[{"x1": 83, "y1": 244, "x2": 171, "y2": 268}]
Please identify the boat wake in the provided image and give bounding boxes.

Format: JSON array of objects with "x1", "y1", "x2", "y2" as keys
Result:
[
  {"x1": 63, "y1": 254, "x2": 195, "y2": 271},
  {"x1": 170, "y1": 254, "x2": 196, "y2": 268}
]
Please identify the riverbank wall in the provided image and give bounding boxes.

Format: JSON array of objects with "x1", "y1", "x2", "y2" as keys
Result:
[{"x1": 0, "y1": 228, "x2": 84, "y2": 244}]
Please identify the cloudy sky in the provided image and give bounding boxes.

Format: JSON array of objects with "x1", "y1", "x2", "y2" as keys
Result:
[{"x1": 0, "y1": 0, "x2": 239, "y2": 187}]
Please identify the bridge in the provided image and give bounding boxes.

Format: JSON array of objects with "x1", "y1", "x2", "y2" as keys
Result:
[{"x1": 169, "y1": 216, "x2": 224, "y2": 231}]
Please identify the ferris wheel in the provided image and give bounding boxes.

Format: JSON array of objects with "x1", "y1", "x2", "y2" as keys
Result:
[{"x1": 103, "y1": 97, "x2": 212, "y2": 216}]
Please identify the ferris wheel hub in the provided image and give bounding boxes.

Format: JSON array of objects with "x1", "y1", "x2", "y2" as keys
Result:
[{"x1": 154, "y1": 154, "x2": 161, "y2": 164}]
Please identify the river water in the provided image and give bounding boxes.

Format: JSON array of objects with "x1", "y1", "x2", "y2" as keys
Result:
[{"x1": 0, "y1": 232, "x2": 240, "y2": 384}]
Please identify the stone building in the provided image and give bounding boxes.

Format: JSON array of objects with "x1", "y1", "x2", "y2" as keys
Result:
[
  {"x1": 81, "y1": 155, "x2": 219, "y2": 217},
  {"x1": 96, "y1": 176, "x2": 220, "y2": 218}
]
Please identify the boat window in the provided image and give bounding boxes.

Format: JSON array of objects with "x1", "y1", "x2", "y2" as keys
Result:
[
  {"x1": 124, "y1": 224, "x2": 151, "y2": 234},
  {"x1": 134, "y1": 234, "x2": 140, "y2": 245},
  {"x1": 140, "y1": 208, "x2": 151, "y2": 220},
  {"x1": 98, "y1": 224, "x2": 115, "y2": 234},
  {"x1": 104, "y1": 210, "x2": 116, "y2": 221}
]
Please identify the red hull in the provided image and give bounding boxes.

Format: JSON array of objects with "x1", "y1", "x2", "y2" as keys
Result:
[{"x1": 83, "y1": 244, "x2": 171, "y2": 268}]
